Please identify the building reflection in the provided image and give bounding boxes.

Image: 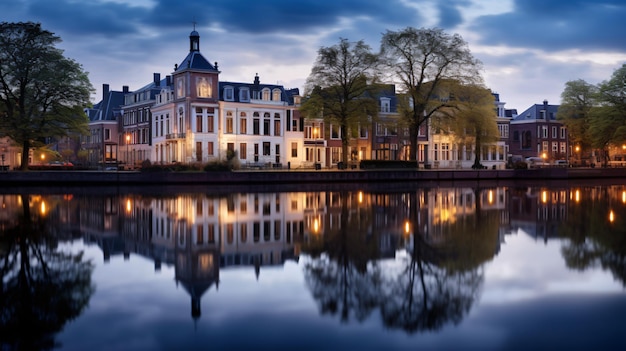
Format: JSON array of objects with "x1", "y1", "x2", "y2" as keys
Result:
[{"x1": 9, "y1": 184, "x2": 626, "y2": 323}]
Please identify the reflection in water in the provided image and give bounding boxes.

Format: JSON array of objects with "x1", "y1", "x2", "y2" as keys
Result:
[
  {"x1": 0, "y1": 194, "x2": 94, "y2": 350},
  {"x1": 1, "y1": 184, "x2": 626, "y2": 347}
]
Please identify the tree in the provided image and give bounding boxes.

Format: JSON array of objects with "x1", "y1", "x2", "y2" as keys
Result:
[
  {"x1": 301, "y1": 38, "x2": 380, "y2": 168},
  {"x1": 0, "y1": 22, "x2": 92, "y2": 170},
  {"x1": 444, "y1": 84, "x2": 498, "y2": 169},
  {"x1": 557, "y1": 79, "x2": 597, "y2": 154},
  {"x1": 380, "y1": 27, "x2": 482, "y2": 161}
]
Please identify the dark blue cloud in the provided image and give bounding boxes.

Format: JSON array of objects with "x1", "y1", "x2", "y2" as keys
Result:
[
  {"x1": 27, "y1": 0, "x2": 145, "y2": 37},
  {"x1": 471, "y1": 0, "x2": 626, "y2": 51},
  {"x1": 146, "y1": 0, "x2": 420, "y2": 34},
  {"x1": 436, "y1": 0, "x2": 471, "y2": 29}
]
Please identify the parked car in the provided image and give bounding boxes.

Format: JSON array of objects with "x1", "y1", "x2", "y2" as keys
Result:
[
  {"x1": 554, "y1": 160, "x2": 569, "y2": 167},
  {"x1": 526, "y1": 157, "x2": 548, "y2": 168}
]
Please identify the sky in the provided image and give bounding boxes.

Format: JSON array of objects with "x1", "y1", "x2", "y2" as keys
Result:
[{"x1": 2, "y1": 0, "x2": 626, "y2": 112}]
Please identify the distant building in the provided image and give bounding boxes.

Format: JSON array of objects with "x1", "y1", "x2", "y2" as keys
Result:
[
  {"x1": 84, "y1": 84, "x2": 126, "y2": 168},
  {"x1": 509, "y1": 100, "x2": 567, "y2": 162}
]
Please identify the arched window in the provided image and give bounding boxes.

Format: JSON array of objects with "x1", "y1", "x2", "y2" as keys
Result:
[
  {"x1": 272, "y1": 88, "x2": 281, "y2": 101},
  {"x1": 262, "y1": 88, "x2": 270, "y2": 101}
]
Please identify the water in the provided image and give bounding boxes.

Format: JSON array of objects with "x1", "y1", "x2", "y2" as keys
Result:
[{"x1": 1, "y1": 183, "x2": 625, "y2": 351}]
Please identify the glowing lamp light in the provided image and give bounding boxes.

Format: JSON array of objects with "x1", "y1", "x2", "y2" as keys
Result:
[
  {"x1": 404, "y1": 221, "x2": 410, "y2": 235},
  {"x1": 126, "y1": 199, "x2": 132, "y2": 213},
  {"x1": 609, "y1": 210, "x2": 615, "y2": 223},
  {"x1": 40, "y1": 201, "x2": 46, "y2": 215},
  {"x1": 313, "y1": 218, "x2": 319, "y2": 233},
  {"x1": 358, "y1": 191, "x2": 363, "y2": 204},
  {"x1": 488, "y1": 190, "x2": 494, "y2": 205},
  {"x1": 575, "y1": 190, "x2": 580, "y2": 203},
  {"x1": 542, "y1": 191, "x2": 548, "y2": 204}
]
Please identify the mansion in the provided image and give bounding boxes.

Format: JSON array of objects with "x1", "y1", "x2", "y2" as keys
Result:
[{"x1": 10, "y1": 29, "x2": 571, "y2": 171}]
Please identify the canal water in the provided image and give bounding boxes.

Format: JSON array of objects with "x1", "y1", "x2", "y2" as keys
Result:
[{"x1": 1, "y1": 182, "x2": 625, "y2": 351}]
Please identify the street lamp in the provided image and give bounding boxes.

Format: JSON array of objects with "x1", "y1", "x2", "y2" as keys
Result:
[{"x1": 125, "y1": 134, "x2": 130, "y2": 170}]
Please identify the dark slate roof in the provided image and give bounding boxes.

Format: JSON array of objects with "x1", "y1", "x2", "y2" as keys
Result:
[
  {"x1": 218, "y1": 80, "x2": 299, "y2": 105},
  {"x1": 176, "y1": 52, "x2": 218, "y2": 72},
  {"x1": 512, "y1": 101, "x2": 560, "y2": 122},
  {"x1": 86, "y1": 90, "x2": 125, "y2": 122}
]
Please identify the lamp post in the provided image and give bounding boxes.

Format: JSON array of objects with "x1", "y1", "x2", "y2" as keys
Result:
[{"x1": 126, "y1": 134, "x2": 130, "y2": 170}]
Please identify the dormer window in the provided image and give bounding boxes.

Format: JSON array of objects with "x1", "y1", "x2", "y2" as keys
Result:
[
  {"x1": 224, "y1": 86, "x2": 234, "y2": 101},
  {"x1": 262, "y1": 88, "x2": 270, "y2": 101},
  {"x1": 380, "y1": 98, "x2": 391, "y2": 113},
  {"x1": 240, "y1": 88, "x2": 250, "y2": 102},
  {"x1": 272, "y1": 88, "x2": 281, "y2": 101}
]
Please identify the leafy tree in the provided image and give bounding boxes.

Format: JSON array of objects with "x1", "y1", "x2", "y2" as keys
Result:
[
  {"x1": 301, "y1": 38, "x2": 380, "y2": 167},
  {"x1": 442, "y1": 84, "x2": 498, "y2": 169},
  {"x1": 557, "y1": 79, "x2": 597, "y2": 156},
  {"x1": 380, "y1": 27, "x2": 482, "y2": 161},
  {"x1": 0, "y1": 22, "x2": 92, "y2": 170}
]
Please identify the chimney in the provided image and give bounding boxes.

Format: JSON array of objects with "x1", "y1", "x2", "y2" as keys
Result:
[
  {"x1": 154, "y1": 73, "x2": 161, "y2": 86},
  {"x1": 102, "y1": 84, "x2": 109, "y2": 100},
  {"x1": 215, "y1": 61, "x2": 218, "y2": 70},
  {"x1": 123, "y1": 86, "x2": 129, "y2": 94}
]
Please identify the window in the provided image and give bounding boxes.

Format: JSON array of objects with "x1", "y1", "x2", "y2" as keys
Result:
[
  {"x1": 560, "y1": 142, "x2": 566, "y2": 153},
  {"x1": 331, "y1": 124, "x2": 340, "y2": 139},
  {"x1": 272, "y1": 89, "x2": 281, "y2": 101},
  {"x1": 240, "y1": 113, "x2": 247, "y2": 134},
  {"x1": 224, "y1": 86, "x2": 234, "y2": 101},
  {"x1": 380, "y1": 98, "x2": 390, "y2": 112},
  {"x1": 196, "y1": 77, "x2": 211, "y2": 98},
  {"x1": 560, "y1": 127, "x2": 566, "y2": 139},
  {"x1": 253, "y1": 113, "x2": 260, "y2": 135},
  {"x1": 196, "y1": 141, "x2": 202, "y2": 161},
  {"x1": 360, "y1": 125, "x2": 368, "y2": 138},
  {"x1": 442, "y1": 143, "x2": 450, "y2": 161},
  {"x1": 552, "y1": 142, "x2": 558, "y2": 153},
  {"x1": 263, "y1": 142, "x2": 271, "y2": 156},
  {"x1": 227, "y1": 143, "x2": 235, "y2": 157},
  {"x1": 207, "y1": 114, "x2": 214, "y2": 133},
  {"x1": 240, "y1": 88, "x2": 250, "y2": 102},
  {"x1": 196, "y1": 114, "x2": 203, "y2": 132},
  {"x1": 434, "y1": 143, "x2": 439, "y2": 161},
  {"x1": 291, "y1": 142, "x2": 298, "y2": 158},
  {"x1": 542, "y1": 141, "x2": 548, "y2": 151},
  {"x1": 542, "y1": 126, "x2": 548, "y2": 138},
  {"x1": 176, "y1": 77, "x2": 185, "y2": 98},
  {"x1": 262, "y1": 88, "x2": 270, "y2": 101},
  {"x1": 104, "y1": 129, "x2": 110, "y2": 141},
  {"x1": 208, "y1": 142, "x2": 214, "y2": 156},
  {"x1": 274, "y1": 119, "x2": 281, "y2": 136},
  {"x1": 240, "y1": 143, "x2": 247, "y2": 160},
  {"x1": 552, "y1": 126, "x2": 557, "y2": 138},
  {"x1": 263, "y1": 113, "x2": 271, "y2": 136},
  {"x1": 226, "y1": 111, "x2": 233, "y2": 133}
]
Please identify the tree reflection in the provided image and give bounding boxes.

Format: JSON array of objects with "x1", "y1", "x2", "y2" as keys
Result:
[
  {"x1": 303, "y1": 192, "x2": 381, "y2": 323},
  {"x1": 560, "y1": 187, "x2": 626, "y2": 286},
  {"x1": 0, "y1": 194, "x2": 95, "y2": 350},
  {"x1": 303, "y1": 189, "x2": 499, "y2": 333}
]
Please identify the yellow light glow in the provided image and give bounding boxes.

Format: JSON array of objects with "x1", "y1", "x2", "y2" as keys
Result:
[
  {"x1": 609, "y1": 210, "x2": 615, "y2": 223},
  {"x1": 313, "y1": 218, "x2": 319, "y2": 233},
  {"x1": 358, "y1": 192, "x2": 363, "y2": 204},
  {"x1": 40, "y1": 154, "x2": 45, "y2": 160},
  {"x1": 404, "y1": 221, "x2": 410, "y2": 234},
  {"x1": 40, "y1": 201, "x2": 46, "y2": 215},
  {"x1": 622, "y1": 191, "x2": 626, "y2": 204},
  {"x1": 488, "y1": 190, "x2": 494, "y2": 205},
  {"x1": 542, "y1": 191, "x2": 548, "y2": 204},
  {"x1": 126, "y1": 199, "x2": 132, "y2": 213},
  {"x1": 575, "y1": 190, "x2": 580, "y2": 203},
  {"x1": 542, "y1": 152, "x2": 547, "y2": 159},
  {"x1": 575, "y1": 146, "x2": 580, "y2": 152}
]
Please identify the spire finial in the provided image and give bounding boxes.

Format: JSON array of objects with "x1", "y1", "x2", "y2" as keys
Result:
[{"x1": 192, "y1": 18, "x2": 197, "y2": 31}]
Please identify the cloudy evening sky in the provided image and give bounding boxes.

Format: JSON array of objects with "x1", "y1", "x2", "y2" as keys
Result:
[{"x1": 3, "y1": 0, "x2": 625, "y2": 111}]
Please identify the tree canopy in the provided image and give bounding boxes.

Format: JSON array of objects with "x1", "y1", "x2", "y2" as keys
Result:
[
  {"x1": 301, "y1": 38, "x2": 380, "y2": 167},
  {"x1": 380, "y1": 27, "x2": 483, "y2": 161},
  {"x1": 0, "y1": 22, "x2": 92, "y2": 170}
]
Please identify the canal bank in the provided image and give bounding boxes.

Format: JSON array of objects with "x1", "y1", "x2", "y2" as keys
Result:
[{"x1": 0, "y1": 167, "x2": 625, "y2": 188}]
